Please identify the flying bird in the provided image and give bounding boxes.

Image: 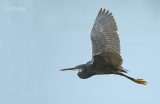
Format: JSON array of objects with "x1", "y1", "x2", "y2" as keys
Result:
[{"x1": 60, "y1": 8, "x2": 147, "y2": 85}]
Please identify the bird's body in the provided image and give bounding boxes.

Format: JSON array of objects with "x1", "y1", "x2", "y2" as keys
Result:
[
  {"x1": 60, "y1": 8, "x2": 147, "y2": 85},
  {"x1": 76, "y1": 52, "x2": 126, "y2": 79},
  {"x1": 77, "y1": 62, "x2": 116, "y2": 79}
]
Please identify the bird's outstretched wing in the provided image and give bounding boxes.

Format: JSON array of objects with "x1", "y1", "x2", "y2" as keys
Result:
[{"x1": 91, "y1": 8, "x2": 122, "y2": 69}]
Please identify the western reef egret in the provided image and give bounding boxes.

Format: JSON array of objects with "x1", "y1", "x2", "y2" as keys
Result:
[{"x1": 60, "y1": 8, "x2": 147, "y2": 85}]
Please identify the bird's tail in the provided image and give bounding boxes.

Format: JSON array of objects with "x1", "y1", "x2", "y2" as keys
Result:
[
  {"x1": 119, "y1": 67, "x2": 128, "y2": 73},
  {"x1": 115, "y1": 73, "x2": 147, "y2": 85}
]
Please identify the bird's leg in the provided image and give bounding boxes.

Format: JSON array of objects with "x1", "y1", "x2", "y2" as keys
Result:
[{"x1": 115, "y1": 73, "x2": 147, "y2": 85}]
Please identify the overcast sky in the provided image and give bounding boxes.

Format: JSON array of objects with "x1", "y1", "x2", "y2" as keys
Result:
[{"x1": 0, "y1": 0, "x2": 160, "y2": 104}]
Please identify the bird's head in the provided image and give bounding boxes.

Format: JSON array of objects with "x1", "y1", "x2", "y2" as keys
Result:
[{"x1": 60, "y1": 64, "x2": 93, "y2": 79}]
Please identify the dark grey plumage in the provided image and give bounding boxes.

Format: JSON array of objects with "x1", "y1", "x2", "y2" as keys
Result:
[
  {"x1": 91, "y1": 8, "x2": 122, "y2": 70},
  {"x1": 60, "y1": 8, "x2": 147, "y2": 85},
  {"x1": 91, "y1": 8, "x2": 120, "y2": 56}
]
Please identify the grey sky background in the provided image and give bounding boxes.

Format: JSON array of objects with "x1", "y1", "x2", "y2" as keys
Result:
[{"x1": 0, "y1": 0, "x2": 160, "y2": 104}]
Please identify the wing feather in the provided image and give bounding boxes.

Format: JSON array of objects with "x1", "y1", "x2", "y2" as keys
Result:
[{"x1": 91, "y1": 8, "x2": 122, "y2": 69}]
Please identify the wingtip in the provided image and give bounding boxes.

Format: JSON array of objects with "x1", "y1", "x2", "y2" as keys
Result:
[
  {"x1": 105, "y1": 10, "x2": 109, "y2": 15},
  {"x1": 98, "y1": 8, "x2": 110, "y2": 15},
  {"x1": 102, "y1": 8, "x2": 106, "y2": 14},
  {"x1": 96, "y1": 8, "x2": 103, "y2": 19}
]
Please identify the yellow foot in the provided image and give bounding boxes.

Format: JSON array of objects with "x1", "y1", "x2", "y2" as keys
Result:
[{"x1": 133, "y1": 79, "x2": 148, "y2": 85}]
